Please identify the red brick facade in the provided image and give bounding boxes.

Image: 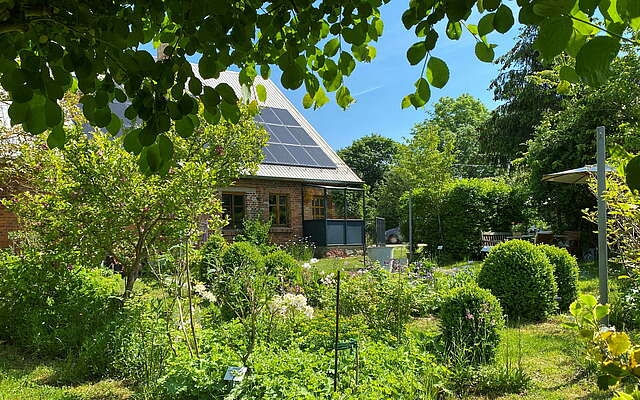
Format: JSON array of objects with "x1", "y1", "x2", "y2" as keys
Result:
[
  {"x1": 221, "y1": 178, "x2": 306, "y2": 244},
  {"x1": 0, "y1": 203, "x2": 18, "y2": 249}
]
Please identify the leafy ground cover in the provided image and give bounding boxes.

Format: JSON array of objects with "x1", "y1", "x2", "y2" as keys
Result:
[{"x1": 0, "y1": 260, "x2": 612, "y2": 400}]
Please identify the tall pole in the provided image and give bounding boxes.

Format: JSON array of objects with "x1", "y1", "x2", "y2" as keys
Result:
[
  {"x1": 596, "y1": 126, "x2": 609, "y2": 323},
  {"x1": 333, "y1": 270, "x2": 341, "y2": 392},
  {"x1": 408, "y1": 191, "x2": 413, "y2": 262}
]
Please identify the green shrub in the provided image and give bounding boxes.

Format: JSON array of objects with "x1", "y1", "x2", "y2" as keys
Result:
[
  {"x1": 478, "y1": 240, "x2": 557, "y2": 321},
  {"x1": 235, "y1": 217, "x2": 275, "y2": 253},
  {"x1": 538, "y1": 244, "x2": 579, "y2": 311},
  {"x1": 0, "y1": 251, "x2": 122, "y2": 358},
  {"x1": 198, "y1": 232, "x2": 227, "y2": 280},
  {"x1": 400, "y1": 179, "x2": 528, "y2": 261},
  {"x1": 439, "y1": 285, "x2": 504, "y2": 364},
  {"x1": 263, "y1": 250, "x2": 301, "y2": 288}
]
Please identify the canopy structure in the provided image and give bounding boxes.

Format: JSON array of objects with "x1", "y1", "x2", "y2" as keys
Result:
[{"x1": 542, "y1": 165, "x2": 615, "y2": 184}]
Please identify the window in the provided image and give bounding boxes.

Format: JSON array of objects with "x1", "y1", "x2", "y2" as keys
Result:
[
  {"x1": 222, "y1": 193, "x2": 245, "y2": 229},
  {"x1": 312, "y1": 195, "x2": 325, "y2": 219},
  {"x1": 269, "y1": 194, "x2": 289, "y2": 226}
]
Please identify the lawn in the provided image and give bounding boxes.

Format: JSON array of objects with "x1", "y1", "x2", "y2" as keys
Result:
[{"x1": 0, "y1": 345, "x2": 133, "y2": 400}]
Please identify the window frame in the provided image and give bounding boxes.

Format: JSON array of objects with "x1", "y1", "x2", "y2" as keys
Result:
[
  {"x1": 311, "y1": 195, "x2": 325, "y2": 220},
  {"x1": 221, "y1": 192, "x2": 246, "y2": 229},
  {"x1": 269, "y1": 193, "x2": 290, "y2": 227}
]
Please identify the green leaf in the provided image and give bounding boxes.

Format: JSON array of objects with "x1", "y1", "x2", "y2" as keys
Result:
[
  {"x1": 625, "y1": 155, "x2": 640, "y2": 193},
  {"x1": 475, "y1": 41, "x2": 495, "y2": 62},
  {"x1": 157, "y1": 134, "x2": 174, "y2": 161},
  {"x1": 8, "y1": 102, "x2": 29, "y2": 125},
  {"x1": 323, "y1": 38, "x2": 340, "y2": 57},
  {"x1": 446, "y1": 21, "x2": 463, "y2": 39},
  {"x1": 557, "y1": 80, "x2": 571, "y2": 94},
  {"x1": 302, "y1": 93, "x2": 314, "y2": 109},
  {"x1": 198, "y1": 55, "x2": 218, "y2": 79},
  {"x1": 216, "y1": 83, "x2": 238, "y2": 104},
  {"x1": 11, "y1": 86, "x2": 33, "y2": 103},
  {"x1": 94, "y1": 107, "x2": 112, "y2": 128},
  {"x1": 175, "y1": 116, "x2": 195, "y2": 138},
  {"x1": 407, "y1": 42, "x2": 427, "y2": 65},
  {"x1": 401, "y1": 95, "x2": 412, "y2": 109},
  {"x1": 220, "y1": 102, "x2": 241, "y2": 124},
  {"x1": 559, "y1": 65, "x2": 580, "y2": 83},
  {"x1": 414, "y1": 77, "x2": 430, "y2": 104},
  {"x1": 260, "y1": 64, "x2": 271, "y2": 80},
  {"x1": 106, "y1": 114, "x2": 122, "y2": 135},
  {"x1": 189, "y1": 78, "x2": 202, "y2": 95},
  {"x1": 336, "y1": 86, "x2": 354, "y2": 109},
  {"x1": 595, "y1": 304, "x2": 610, "y2": 320},
  {"x1": 535, "y1": 16, "x2": 573, "y2": 63},
  {"x1": 47, "y1": 124, "x2": 65, "y2": 149},
  {"x1": 575, "y1": 36, "x2": 621, "y2": 87},
  {"x1": 484, "y1": 0, "x2": 501, "y2": 11},
  {"x1": 256, "y1": 84, "x2": 267, "y2": 102},
  {"x1": 123, "y1": 129, "x2": 143, "y2": 154},
  {"x1": 445, "y1": 0, "x2": 474, "y2": 21},
  {"x1": 579, "y1": 0, "x2": 600, "y2": 15},
  {"x1": 608, "y1": 332, "x2": 631, "y2": 356},
  {"x1": 23, "y1": 103, "x2": 47, "y2": 135},
  {"x1": 338, "y1": 52, "x2": 356, "y2": 76},
  {"x1": 478, "y1": 14, "x2": 495, "y2": 36},
  {"x1": 494, "y1": 5, "x2": 515, "y2": 33},
  {"x1": 533, "y1": 0, "x2": 575, "y2": 16},
  {"x1": 45, "y1": 100, "x2": 62, "y2": 127},
  {"x1": 467, "y1": 24, "x2": 479, "y2": 35},
  {"x1": 426, "y1": 57, "x2": 449, "y2": 88}
]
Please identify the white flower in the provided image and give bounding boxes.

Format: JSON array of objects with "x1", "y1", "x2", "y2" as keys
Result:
[
  {"x1": 302, "y1": 262, "x2": 311, "y2": 269},
  {"x1": 270, "y1": 293, "x2": 314, "y2": 319},
  {"x1": 309, "y1": 258, "x2": 319, "y2": 264},
  {"x1": 193, "y1": 283, "x2": 216, "y2": 302}
]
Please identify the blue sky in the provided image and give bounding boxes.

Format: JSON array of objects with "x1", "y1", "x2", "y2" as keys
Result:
[
  {"x1": 146, "y1": 2, "x2": 522, "y2": 151},
  {"x1": 270, "y1": 2, "x2": 522, "y2": 151}
]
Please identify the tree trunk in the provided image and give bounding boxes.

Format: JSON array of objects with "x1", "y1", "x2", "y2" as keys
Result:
[{"x1": 123, "y1": 263, "x2": 141, "y2": 299}]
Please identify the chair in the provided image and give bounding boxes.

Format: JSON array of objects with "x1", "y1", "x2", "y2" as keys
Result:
[
  {"x1": 535, "y1": 231, "x2": 554, "y2": 244},
  {"x1": 480, "y1": 232, "x2": 512, "y2": 256},
  {"x1": 563, "y1": 231, "x2": 582, "y2": 256}
]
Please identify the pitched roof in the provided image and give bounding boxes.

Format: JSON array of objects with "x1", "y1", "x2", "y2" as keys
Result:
[{"x1": 194, "y1": 70, "x2": 362, "y2": 185}]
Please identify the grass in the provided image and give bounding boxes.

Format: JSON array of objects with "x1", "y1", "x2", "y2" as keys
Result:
[
  {"x1": 465, "y1": 261, "x2": 610, "y2": 400},
  {"x1": 312, "y1": 255, "x2": 366, "y2": 273},
  {"x1": 0, "y1": 345, "x2": 133, "y2": 400}
]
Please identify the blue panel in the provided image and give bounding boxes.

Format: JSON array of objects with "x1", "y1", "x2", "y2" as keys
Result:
[
  {"x1": 267, "y1": 143, "x2": 296, "y2": 164},
  {"x1": 286, "y1": 145, "x2": 317, "y2": 166},
  {"x1": 346, "y1": 221, "x2": 364, "y2": 245},
  {"x1": 263, "y1": 124, "x2": 282, "y2": 143},
  {"x1": 326, "y1": 220, "x2": 345, "y2": 245},
  {"x1": 272, "y1": 107, "x2": 299, "y2": 126},
  {"x1": 262, "y1": 147, "x2": 277, "y2": 163},
  {"x1": 260, "y1": 108, "x2": 281, "y2": 124},
  {"x1": 288, "y1": 126, "x2": 317, "y2": 145},
  {"x1": 268, "y1": 124, "x2": 299, "y2": 144},
  {"x1": 304, "y1": 146, "x2": 336, "y2": 167}
]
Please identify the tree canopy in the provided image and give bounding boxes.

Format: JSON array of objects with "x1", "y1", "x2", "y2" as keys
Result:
[
  {"x1": 0, "y1": 95, "x2": 266, "y2": 295},
  {"x1": 337, "y1": 134, "x2": 400, "y2": 189},
  {"x1": 416, "y1": 94, "x2": 490, "y2": 178},
  {"x1": 0, "y1": 0, "x2": 638, "y2": 173}
]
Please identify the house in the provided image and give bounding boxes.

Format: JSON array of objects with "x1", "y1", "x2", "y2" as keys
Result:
[
  {"x1": 0, "y1": 70, "x2": 366, "y2": 252},
  {"x1": 206, "y1": 71, "x2": 365, "y2": 251}
]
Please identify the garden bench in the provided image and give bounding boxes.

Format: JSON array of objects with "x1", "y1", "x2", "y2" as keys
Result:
[{"x1": 480, "y1": 232, "x2": 512, "y2": 254}]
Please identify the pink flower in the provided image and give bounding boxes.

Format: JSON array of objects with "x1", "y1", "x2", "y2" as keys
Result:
[
  {"x1": 465, "y1": 312, "x2": 474, "y2": 320},
  {"x1": 215, "y1": 145, "x2": 224, "y2": 155}
]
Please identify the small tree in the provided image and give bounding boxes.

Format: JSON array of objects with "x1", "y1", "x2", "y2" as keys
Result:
[{"x1": 0, "y1": 96, "x2": 267, "y2": 297}]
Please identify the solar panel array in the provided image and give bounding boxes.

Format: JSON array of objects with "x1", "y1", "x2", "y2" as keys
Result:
[{"x1": 256, "y1": 107, "x2": 336, "y2": 169}]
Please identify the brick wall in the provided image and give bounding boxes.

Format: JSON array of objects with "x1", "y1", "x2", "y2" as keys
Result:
[
  {"x1": 0, "y1": 203, "x2": 18, "y2": 249},
  {"x1": 221, "y1": 178, "x2": 305, "y2": 244}
]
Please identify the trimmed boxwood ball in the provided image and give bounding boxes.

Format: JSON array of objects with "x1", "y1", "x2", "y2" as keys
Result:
[
  {"x1": 439, "y1": 285, "x2": 505, "y2": 364},
  {"x1": 478, "y1": 240, "x2": 557, "y2": 321},
  {"x1": 538, "y1": 244, "x2": 579, "y2": 311}
]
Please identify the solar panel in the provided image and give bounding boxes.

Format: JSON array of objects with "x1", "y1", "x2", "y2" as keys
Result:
[{"x1": 255, "y1": 107, "x2": 336, "y2": 169}]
